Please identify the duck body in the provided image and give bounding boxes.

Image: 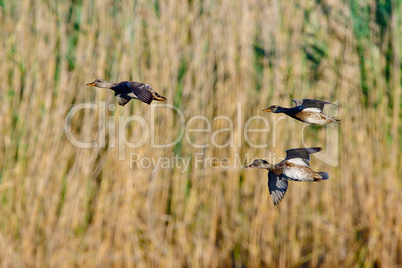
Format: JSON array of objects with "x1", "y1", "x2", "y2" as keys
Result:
[
  {"x1": 245, "y1": 147, "x2": 329, "y2": 205},
  {"x1": 282, "y1": 108, "x2": 338, "y2": 125},
  {"x1": 86, "y1": 79, "x2": 167, "y2": 106},
  {"x1": 270, "y1": 160, "x2": 326, "y2": 182},
  {"x1": 263, "y1": 99, "x2": 339, "y2": 125}
]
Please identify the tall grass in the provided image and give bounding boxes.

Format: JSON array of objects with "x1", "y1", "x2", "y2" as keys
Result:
[{"x1": 0, "y1": 0, "x2": 400, "y2": 266}]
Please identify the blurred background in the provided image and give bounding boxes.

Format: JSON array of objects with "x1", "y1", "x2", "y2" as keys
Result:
[{"x1": 0, "y1": 0, "x2": 400, "y2": 267}]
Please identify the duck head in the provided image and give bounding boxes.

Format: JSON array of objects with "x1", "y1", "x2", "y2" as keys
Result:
[
  {"x1": 245, "y1": 159, "x2": 273, "y2": 170},
  {"x1": 86, "y1": 79, "x2": 113, "y2": 88},
  {"x1": 262, "y1": 105, "x2": 280, "y2": 113}
]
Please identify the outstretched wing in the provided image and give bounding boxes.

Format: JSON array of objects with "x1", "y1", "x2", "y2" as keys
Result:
[
  {"x1": 126, "y1": 82, "x2": 154, "y2": 105},
  {"x1": 268, "y1": 172, "x2": 289, "y2": 206},
  {"x1": 285, "y1": 147, "x2": 322, "y2": 167},
  {"x1": 292, "y1": 99, "x2": 304, "y2": 107},
  {"x1": 115, "y1": 93, "x2": 131, "y2": 106},
  {"x1": 299, "y1": 99, "x2": 335, "y2": 112}
]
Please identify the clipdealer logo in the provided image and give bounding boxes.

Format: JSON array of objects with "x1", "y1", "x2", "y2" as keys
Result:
[{"x1": 64, "y1": 101, "x2": 339, "y2": 169}]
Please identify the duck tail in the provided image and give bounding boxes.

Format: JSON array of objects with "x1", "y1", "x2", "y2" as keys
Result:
[
  {"x1": 154, "y1": 92, "x2": 167, "y2": 101},
  {"x1": 315, "y1": 172, "x2": 329, "y2": 181},
  {"x1": 328, "y1": 117, "x2": 340, "y2": 123}
]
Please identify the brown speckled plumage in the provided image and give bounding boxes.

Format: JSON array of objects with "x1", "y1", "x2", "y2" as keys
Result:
[
  {"x1": 263, "y1": 99, "x2": 339, "y2": 125},
  {"x1": 245, "y1": 147, "x2": 329, "y2": 205}
]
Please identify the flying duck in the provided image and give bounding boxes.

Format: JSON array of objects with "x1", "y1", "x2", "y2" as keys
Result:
[
  {"x1": 245, "y1": 147, "x2": 329, "y2": 205},
  {"x1": 86, "y1": 79, "x2": 167, "y2": 106},
  {"x1": 263, "y1": 99, "x2": 339, "y2": 125}
]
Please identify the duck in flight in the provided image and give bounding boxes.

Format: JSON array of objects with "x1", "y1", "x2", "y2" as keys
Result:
[
  {"x1": 86, "y1": 79, "x2": 167, "y2": 106},
  {"x1": 263, "y1": 99, "x2": 339, "y2": 125},
  {"x1": 245, "y1": 147, "x2": 329, "y2": 205}
]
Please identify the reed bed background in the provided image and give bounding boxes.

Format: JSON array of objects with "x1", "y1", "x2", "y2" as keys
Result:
[{"x1": 0, "y1": 0, "x2": 400, "y2": 267}]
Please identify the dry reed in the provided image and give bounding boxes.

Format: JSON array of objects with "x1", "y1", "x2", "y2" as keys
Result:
[{"x1": 0, "y1": 0, "x2": 400, "y2": 267}]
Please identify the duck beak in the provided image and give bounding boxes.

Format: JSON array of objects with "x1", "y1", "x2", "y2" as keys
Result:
[
  {"x1": 262, "y1": 108, "x2": 271, "y2": 112},
  {"x1": 245, "y1": 164, "x2": 252, "y2": 168},
  {"x1": 86, "y1": 82, "x2": 96, "y2": 86}
]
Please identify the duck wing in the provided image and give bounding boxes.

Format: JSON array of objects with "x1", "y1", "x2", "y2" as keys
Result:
[
  {"x1": 268, "y1": 172, "x2": 288, "y2": 206},
  {"x1": 126, "y1": 82, "x2": 154, "y2": 105},
  {"x1": 299, "y1": 99, "x2": 335, "y2": 112},
  {"x1": 115, "y1": 93, "x2": 131, "y2": 106},
  {"x1": 292, "y1": 99, "x2": 304, "y2": 107},
  {"x1": 284, "y1": 147, "x2": 322, "y2": 167}
]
